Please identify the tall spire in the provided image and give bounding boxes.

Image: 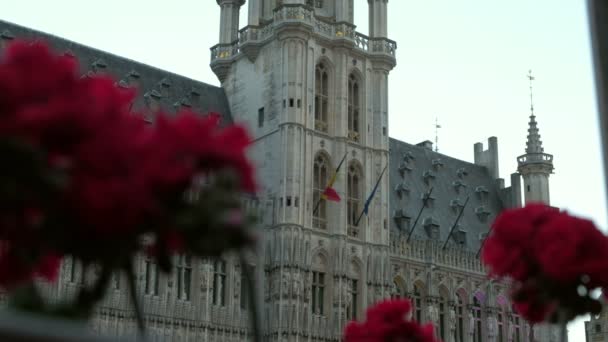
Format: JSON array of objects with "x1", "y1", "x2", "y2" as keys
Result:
[
  {"x1": 525, "y1": 70, "x2": 544, "y2": 154},
  {"x1": 517, "y1": 70, "x2": 554, "y2": 205}
]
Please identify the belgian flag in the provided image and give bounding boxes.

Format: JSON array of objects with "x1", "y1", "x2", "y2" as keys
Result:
[{"x1": 321, "y1": 153, "x2": 347, "y2": 202}]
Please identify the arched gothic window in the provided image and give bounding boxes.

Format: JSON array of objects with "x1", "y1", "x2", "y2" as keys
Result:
[
  {"x1": 212, "y1": 259, "x2": 227, "y2": 306},
  {"x1": 347, "y1": 73, "x2": 360, "y2": 142},
  {"x1": 473, "y1": 297, "x2": 482, "y2": 342},
  {"x1": 456, "y1": 292, "x2": 466, "y2": 342},
  {"x1": 392, "y1": 278, "x2": 406, "y2": 298},
  {"x1": 315, "y1": 64, "x2": 329, "y2": 132},
  {"x1": 313, "y1": 153, "x2": 329, "y2": 229},
  {"x1": 347, "y1": 163, "x2": 362, "y2": 237}
]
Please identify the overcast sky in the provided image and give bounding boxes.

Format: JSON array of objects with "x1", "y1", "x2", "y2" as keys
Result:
[{"x1": 2, "y1": 0, "x2": 605, "y2": 339}]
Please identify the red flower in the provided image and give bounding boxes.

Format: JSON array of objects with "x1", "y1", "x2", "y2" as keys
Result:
[
  {"x1": 534, "y1": 213, "x2": 608, "y2": 287},
  {"x1": 482, "y1": 204, "x2": 608, "y2": 323},
  {"x1": 0, "y1": 243, "x2": 61, "y2": 288},
  {"x1": 344, "y1": 299, "x2": 441, "y2": 342},
  {"x1": 482, "y1": 204, "x2": 559, "y2": 281}
]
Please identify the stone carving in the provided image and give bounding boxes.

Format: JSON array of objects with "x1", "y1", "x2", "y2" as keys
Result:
[
  {"x1": 281, "y1": 272, "x2": 289, "y2": 296},
  {"x1": 468, "y1": 311, "x2": 475, "y2": 338},
  {"x1": 343, "y1": 281, "x2": 352, "y2": 306},
  {"x1": 293, "y1": 272, "x2": 302, "y2": 297},
  {"x1": 508, "y1": 317, "x2": 515, "y2": 341},
  {"x1": 449, "y1": 307, "x2": 457, "y2": 342},
  {"x1": 487, "y1": 316, "x2": 498, "y2": 342}
]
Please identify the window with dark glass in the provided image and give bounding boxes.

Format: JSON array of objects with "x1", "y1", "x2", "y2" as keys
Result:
[
  {"x1": 456, "y1": 293, "x2": 465, "y2": 342},
  {"x1": 312, "y1": 271, "x2": 325, "y2": 315},
  {"x1": 258, "y1": 107, "x2": 264, "y2": 128},
  {"x1": 498, "y1": 312, "x2": 504, "y2": 342},
  {"x1": 144, "y1": 257, "x2": 159, "y2": 295},
  {"x1": 213, "y1": 259, "x2": 227, "y2": 306},
  {"x1": 439, "y1": 296, "x2": 446, "y2": 340},
  {"x1": 176, "y1": 254, "x2": 192, "y2": 300},
  {"x1": 413, "y1": 285, "x2": 422, "y2": 322},
  {"x1": 240, "y1": 265, "x2": 254, "y2": 309},
  {"x1": 473, "y1": 297, "x2": 482, "y2": 342}
]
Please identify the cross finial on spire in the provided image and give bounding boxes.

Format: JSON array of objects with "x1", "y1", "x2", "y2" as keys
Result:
[
  {"x1": 527, "y1": 70, "x2": 535, "y2": 116},
  {"x1": 434, "y1": 117, "x2": 441, "y2": 152}
]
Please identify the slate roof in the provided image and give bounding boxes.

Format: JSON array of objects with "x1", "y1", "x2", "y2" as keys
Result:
[
  {"x1": 0, "y1": 20, "x2": 232, "y2": 124},
  {"x1": 389, "y1": 138, "x2": 505, "y2": 252}
]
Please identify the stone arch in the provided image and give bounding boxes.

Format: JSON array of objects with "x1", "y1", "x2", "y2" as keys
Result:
[
  {"x1": 412, "y1": 279, "x2": 426, "y2": 322},
  {"x1": 392, "y1": 275, "x2": 407, "y2": 298},
  {"x1": 311, "y1": 247, "x2": 329, "y2": 271}
]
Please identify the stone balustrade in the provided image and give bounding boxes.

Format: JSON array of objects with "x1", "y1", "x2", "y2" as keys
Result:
[
  {"x1": 517, "y1": 152, "x2": 554, "y2": 165},
  {"x1": 390, "y1": 238, "x2": 486, "y2": 274},
  {"x1": 211, "y1": 4, "x2": 396, "y2": 64}
]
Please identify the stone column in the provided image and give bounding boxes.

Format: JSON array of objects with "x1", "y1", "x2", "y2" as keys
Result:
[
  {"x1": 217, "y1": 0, "x2": 245, "y2": 44},
  {"x1": 368, "y1": 0, "x2": 388, "y2": 38},
  {"x1": 248, "y1": 0, "x2": 261, "y2": 25}
]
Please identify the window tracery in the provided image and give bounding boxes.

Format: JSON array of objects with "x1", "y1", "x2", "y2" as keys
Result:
[
  {"x1": 347, "y1": 73, "x2": 360, "y2": 142},
  {"x1": 315, "y1": 64, "x2": 329, "y2": 132}
]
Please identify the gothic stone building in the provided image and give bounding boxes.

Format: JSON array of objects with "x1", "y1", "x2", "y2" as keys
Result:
[{"x1": 1, "y1": 1, "x2": 560, "y2": 341}]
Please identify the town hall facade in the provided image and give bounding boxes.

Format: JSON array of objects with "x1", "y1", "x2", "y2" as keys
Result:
[{"x1": 0, "y1": 0, "x2": 560, "y2": 341}]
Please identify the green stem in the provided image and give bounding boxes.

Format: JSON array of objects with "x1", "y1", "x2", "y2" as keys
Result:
[
  {"x1": 239, "y1": 251, "x2": 262, "y2": 342},
  {"x1": 76, "y1": 264, "x2": 111, "y2": 317},
  {"x1": 126, "y1": 261, "x2": 146, "y2": 339}
]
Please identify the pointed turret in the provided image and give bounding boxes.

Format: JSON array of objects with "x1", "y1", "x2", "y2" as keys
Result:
[
  {"x1": 526, "y1": 114, "x2": 544, "y2": 154},
  {"x1": 517, "y1": 71, "x2": 554, "y2": 205}
]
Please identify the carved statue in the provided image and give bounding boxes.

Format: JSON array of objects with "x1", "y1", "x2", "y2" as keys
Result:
[
  {"x1": 487, "y1": 316, "x2": 498, "y2": 342},
  {"x1": 343, "y1": 280, "x2": 351, "y2": 305},
  {"x1": 508, "y1": 318, "x2": 515, "y2": 341},
  {"x1": 468, "y1": 311, "x2": 475, "y2": 338},
  {"x1": 293, "y1": 272, "x2": 302, "y2": 297},
  {"x1": 281, "y1": 272, "x2": 289, "y2": 296},
  {"x1": 449, "y1": 307, "x2": 457, "y2": 342}
]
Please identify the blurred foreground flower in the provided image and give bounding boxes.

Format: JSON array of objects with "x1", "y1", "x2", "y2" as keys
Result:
[
  {"x1": 482, "y1": 204, "x2": 608, "y2": 323},
  {"x1": 0, "y1": 40, "x2": 257, "y2": 329},
  {"x1": 344, "y1": 299, "x2": 441, "y2": 342}
]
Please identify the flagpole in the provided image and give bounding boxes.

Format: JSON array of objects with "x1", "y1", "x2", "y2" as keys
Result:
[
  {"x1": 442, "y1": 196, "x2": 470, "y2": 250},
  {"x1": 354, "y1": 164, "x2": 388, "y2": 227},
  {"x1": 406, "y1": 187, "x2": 434, "y2": 243},
  {"x1": 312, "y1": 152, "x2": 347, "y2": 216},
  {"x1": 476, "y1": 224, "x2": 494, "y2": 259}
]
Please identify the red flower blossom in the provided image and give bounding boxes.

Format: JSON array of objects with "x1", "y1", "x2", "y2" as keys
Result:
[
  {"x1": 0, "y1": 243, "x2": 61, "y2": 288},
  {"x1": 481, "y1": 204, "x2": 559, "y2": 281},
  {"x1": 344, "y1": 299, "x2": 441, "y2": 342},
  {"x1": 482, "y1": 204, "x2": 608, "y2": 323},
  {"x1": 534, "y1": 213, "x2": 608, "y2": 287}
]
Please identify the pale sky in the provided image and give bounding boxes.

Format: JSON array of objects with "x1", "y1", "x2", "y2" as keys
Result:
[{"x1": 1, "y1": 0, "x2": 605, "y2": 340}]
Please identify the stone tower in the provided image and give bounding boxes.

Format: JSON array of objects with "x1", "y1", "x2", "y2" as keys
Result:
[
  {"x1": 517, "y1": 73, "x2": 553, "y2": 205},
  {"x1": 211, "y1": 0, "x2": 397, "y2": 340}
]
